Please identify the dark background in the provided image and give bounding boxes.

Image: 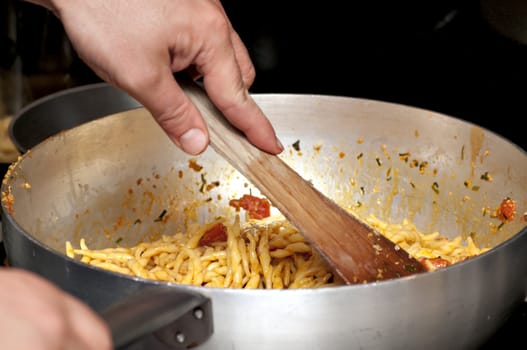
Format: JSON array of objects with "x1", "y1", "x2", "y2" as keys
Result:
[
  {"x1": 224, "y1": 0, "x2": 527, "y2": 150},
  {"x1": 2, "y1": 0, "x2": 526, "y2": 150},
  {"x1": 1, "y1": 0, "x2": 526, "y2": 348}
]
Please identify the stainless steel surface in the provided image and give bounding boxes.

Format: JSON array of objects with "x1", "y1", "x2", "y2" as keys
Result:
[
  {"x1": 2, "y1": 93, "x2": 527, "y2": 349},
  {"x1": 8, "y1": 82, "x2": 141, "y2": 153}
]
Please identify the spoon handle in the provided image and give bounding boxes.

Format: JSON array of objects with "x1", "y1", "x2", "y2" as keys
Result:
[{"x1": 180, "y1": 77, "x2": 425, "y2": 284}]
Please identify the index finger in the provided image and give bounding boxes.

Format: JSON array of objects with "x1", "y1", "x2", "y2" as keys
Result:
[{"x1": 195, "y1": 26, "x2": 283, "y2": 155}]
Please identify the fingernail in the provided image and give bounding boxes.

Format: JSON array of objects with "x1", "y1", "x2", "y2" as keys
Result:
[
  {"x1": 276, "y1": 137, "x2": 284, "y2": 152},
  {"x1": 179, "y1": 128, "x2": 208, "y2": 155}
]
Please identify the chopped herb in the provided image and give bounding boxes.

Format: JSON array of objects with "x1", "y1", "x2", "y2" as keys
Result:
[
  {"x1": 357, "y1": 152, "x2": 363, "y2": 160},
  {"x1": 497, "y1": 222, "x2": 505, "y2": 230},
  {"x1": 398, "y1": 152, "x2": 410, "y2": 162},
  {"x1": 375, "y1": 157, "x2": 382, "y2": 166},
  {"x1": 480, "y1": 172, "x2": 492, "y2": 181},
  {"x1": 419, "y1": 161, "x2": 428, "y2": 174},
  {"x1": 461, "y1": 145, "x2": 465, "y2": 160},
  {"x1": 205, "y1": 197, "x2": 212, "y2": 202},
  {"x1": 154, "y1": 209, "x2": 167, "y2": 222},
  {"x1": 292, "y1": 140, "x2": 301, "y2": 151},
  {"x1": 431, "y1": 182, "x2": 440, "y2": 194},
  {"x1": 360, "y1": 186, "x2": 365, "y2": 195},
  {"x1": 356, "y1": 201, "x2": 362, "y2": 208},
  {"x1": 133, "y1": 219, "x2": 142, "y2": 225},
  {"x1": 409, "y1": 181, "x2": 415, "y2": 189},
  {"x1": 199, "y1": 173, "x2": 206, "y2": 193},
  {"x1": 115, "y1": 237, "x2": 123, "y2": 244},
  {"x1": 404, "y1": 264, "x2": 417, "y2": 272}
]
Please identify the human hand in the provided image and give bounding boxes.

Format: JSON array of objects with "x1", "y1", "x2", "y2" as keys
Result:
[
  {"x1": 28, "y1": 0, "x2": 283, "y2": 156},
  {"x1": 0, "y1": 268, "x2": 111, "y2": 350}
]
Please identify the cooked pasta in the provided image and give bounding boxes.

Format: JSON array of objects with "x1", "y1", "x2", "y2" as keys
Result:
[
  {"x1": 66, "y1": 215, "x2": 337, "y2": 289},
  {"x1": 65, "y1": 210, "x2": 490, "y2": 289},
  {"x1": 365, "y1": 214, "x2": 490, "y2": 271}
]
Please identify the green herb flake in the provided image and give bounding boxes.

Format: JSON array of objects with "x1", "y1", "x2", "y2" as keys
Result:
[
  {"x1": 199, "y1": 173, "x2": 206, "y2": 193},
  {"x1": 480, "y1": 172, "x2": 492, "y2": 181},
  {"x1": 375, "y1": 157, "x2": 382, "y2": 167},
  {"x1": 419, "y1": 161, "x2": 428, "y2": 174},
  {"x1": 292, "y1": 140, "x2": 301, "y2": 151},
  {"x1": 404, "y1": 264, "x2": 417, "y2": 272},
  {"x1": 431, "y1": 182, "x2": 440, "y2": 194},
  {"x1": 398, "y1": 152, "x2": 410, "y2": 162},
  {"x1": 357, "y1": 152, "x2": 363, "y2": 160},
  {"x1": 115, "y1": 237, "x2": 123, "y2": 244},
  {"x1": 154, "y1": 209, "x2": 167, "y2": 222},
  {"x1": 133, "y1": 219, "x2": 142, "y2": 225}
]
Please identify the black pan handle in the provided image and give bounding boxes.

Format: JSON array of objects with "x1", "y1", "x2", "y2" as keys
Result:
[{"x1": 100, "y1": 287, "x2": 213, "y2": 349}]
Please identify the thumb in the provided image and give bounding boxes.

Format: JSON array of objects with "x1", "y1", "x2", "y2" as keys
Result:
[{"x1": 128, "y1": 71, "x2": 210, "y2": 155}]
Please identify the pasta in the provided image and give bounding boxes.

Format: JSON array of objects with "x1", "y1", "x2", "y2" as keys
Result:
[{"x1": 66, "y1": 209, "x2": 490, "y2": 289}]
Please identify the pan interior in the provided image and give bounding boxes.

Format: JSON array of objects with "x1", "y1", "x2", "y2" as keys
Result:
[{"x1": 3, "y1": 95, "x2": 526, "y2": 263}]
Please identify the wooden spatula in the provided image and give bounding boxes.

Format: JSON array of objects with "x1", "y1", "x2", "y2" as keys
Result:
[{"x1": 180, "y1": 78, "x2": 425, "y2": 284}]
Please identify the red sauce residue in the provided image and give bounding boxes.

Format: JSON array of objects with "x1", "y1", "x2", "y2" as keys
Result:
[
  {"x1": 198, "y1": 223, "x2": 227, "y2": 247},
  {"x1": 497, "y1": 197, "x2": 516, "y2": 222},
  {"x1": 229, "y1": 194, "x2": 271, "y2": 220},
  {"x1": 189, "y1": 159, "x2": 203, "y2": 172}
]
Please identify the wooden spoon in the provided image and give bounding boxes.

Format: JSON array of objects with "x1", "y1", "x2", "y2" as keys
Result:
[{"x1": 180, "y1": 78, "x2": 426, "y2": 284}]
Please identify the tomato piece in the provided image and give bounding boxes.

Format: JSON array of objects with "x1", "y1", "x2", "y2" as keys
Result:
[
  {"x1": 497, "y1": 198, "x2": 516, "y2": 222},
  {"x1": 198, "y1": 223, "x2": 227, "y2": 247},
  {"x1": 419, "y1": 257, "x2": 450, "y2": 271},
  {"x1": 229, "y1": 194, "x2": 271, "y2": 219}
]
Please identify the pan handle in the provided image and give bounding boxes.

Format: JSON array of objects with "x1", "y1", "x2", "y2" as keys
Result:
[{"x1": 100, "y1": 287, "x2": 213, "y2": 349}]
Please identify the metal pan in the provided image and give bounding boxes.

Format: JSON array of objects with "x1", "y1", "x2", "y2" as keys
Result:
[
  {"x1": 8, "y1": 82, "x2": 141, "y2": 153},
  {"x1": 2, "y1": 87, "x2": 526, "y2": 349}
]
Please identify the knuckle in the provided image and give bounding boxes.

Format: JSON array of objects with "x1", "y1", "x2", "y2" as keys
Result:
[
  {"x1": 201, "y1": 10, "x2": 230, "y2": 36},
  {"x1": 155, "y1": 100, "x2": 194, "y2": 136},
  {"x1": 115, "y1": 66, "x2": 163, "y2": 94}
]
